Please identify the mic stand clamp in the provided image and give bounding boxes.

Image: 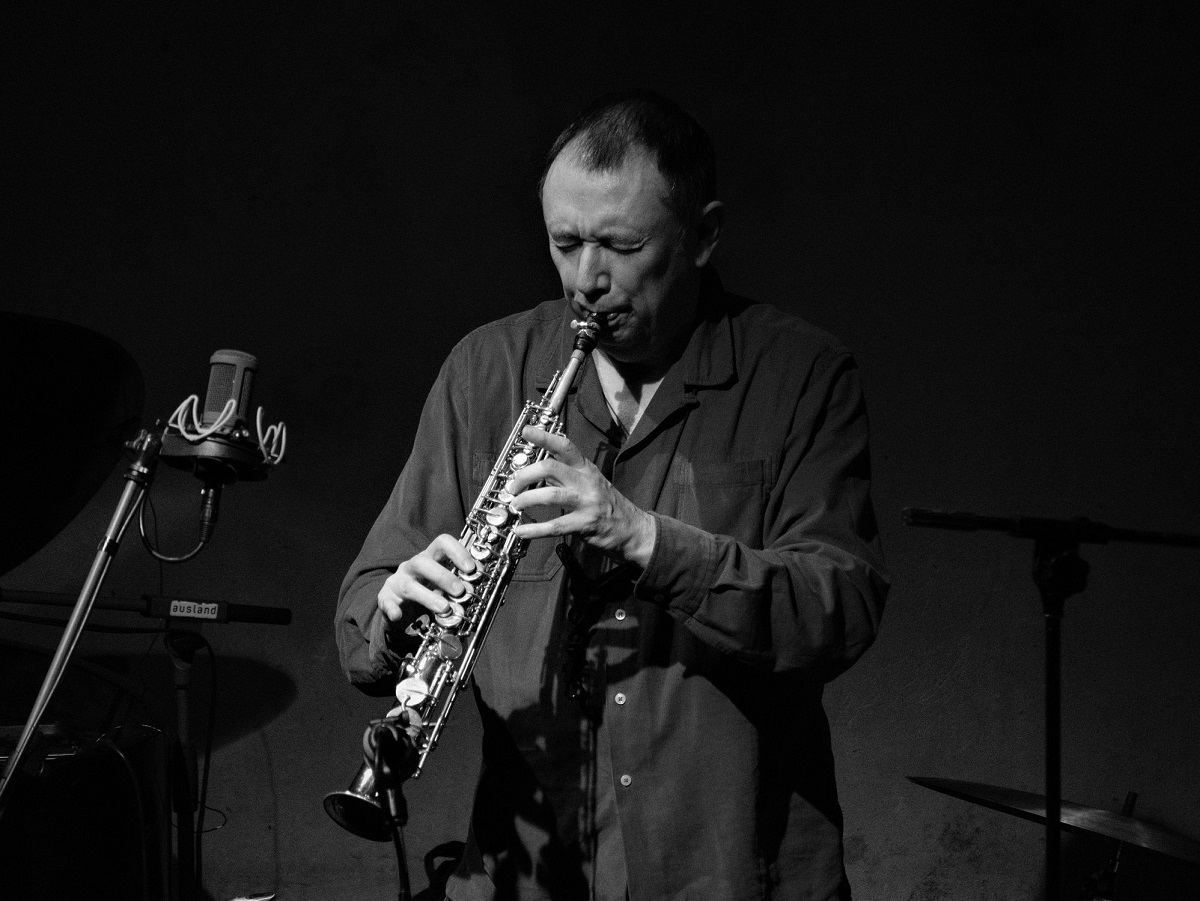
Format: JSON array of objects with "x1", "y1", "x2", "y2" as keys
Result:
[{"x1": 0, "y1": 427, "x2": 163, "y2": 815}]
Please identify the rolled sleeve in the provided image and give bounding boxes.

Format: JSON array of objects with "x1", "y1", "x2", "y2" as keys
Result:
[{"x1": 635, "y1": 513, "x2": 717, "y2": 610}]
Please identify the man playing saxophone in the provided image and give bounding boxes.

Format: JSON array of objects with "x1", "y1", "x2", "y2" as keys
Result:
[{"x1": 336, "y1": 90, "x2": 890, "y2": 901}]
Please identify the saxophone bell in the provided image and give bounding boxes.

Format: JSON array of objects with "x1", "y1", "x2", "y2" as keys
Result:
[
  {"x1": 324, "y1": 763, "x2": 391, "y2": 841},
  {"x1": 323, "y1": 713, "x2": 420, "y2": 841}
]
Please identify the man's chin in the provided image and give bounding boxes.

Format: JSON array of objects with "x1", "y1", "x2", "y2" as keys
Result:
[
  {"x1": 597, "y1": 322, "x2": 637, "y2": 352},
  {"x1": 597, "y1": 336, "x2": 660, "y2": 371}
]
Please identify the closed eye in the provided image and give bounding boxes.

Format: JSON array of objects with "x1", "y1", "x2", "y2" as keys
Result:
[
  {"x1": 608, "y1": 242, "x2": 644, "y2": 255},
  {"x1": 549, "y1": 237, "x2": 645, "y2": 255}
]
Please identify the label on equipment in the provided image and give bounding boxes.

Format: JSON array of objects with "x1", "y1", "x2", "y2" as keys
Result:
[{"x1": 169, "y1": 600, "x2": 220, "y2": 620}]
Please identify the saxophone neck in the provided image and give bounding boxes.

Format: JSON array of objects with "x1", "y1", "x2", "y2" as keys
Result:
[{"x1": 544, "y1": 315, "x2": 601, "y2": 415}]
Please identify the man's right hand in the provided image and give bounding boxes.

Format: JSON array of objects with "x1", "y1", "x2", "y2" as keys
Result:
[{"x1": 377, "y1": 534, "x2": 478, "y2": 623}]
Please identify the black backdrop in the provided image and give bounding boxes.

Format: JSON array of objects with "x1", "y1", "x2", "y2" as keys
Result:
[{"x1": 2, "y1": 3, "x2": 1197, "y2": 899}]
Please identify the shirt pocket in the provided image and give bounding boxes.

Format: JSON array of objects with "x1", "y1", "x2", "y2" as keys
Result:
[
  {"x1": 666, "y1": 457, "x2": 769, "y2": 548},
  {"x1": 471, "y1": 450, "x2": 563, "y2": 581}
]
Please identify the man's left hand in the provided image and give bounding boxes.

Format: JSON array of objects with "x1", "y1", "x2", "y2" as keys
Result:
[{"x1": 506, "y1": 426, "x2": 656, "y2": 568}]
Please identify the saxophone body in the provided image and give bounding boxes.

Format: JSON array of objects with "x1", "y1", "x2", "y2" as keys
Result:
[{"x1": 325, "y1": 315, "x2": 600, "y2": 840}]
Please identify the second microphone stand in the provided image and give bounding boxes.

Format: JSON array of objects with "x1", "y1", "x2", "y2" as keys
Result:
[{"x1": 903, "y1": 508, "x2": 1200, "y2": 899}]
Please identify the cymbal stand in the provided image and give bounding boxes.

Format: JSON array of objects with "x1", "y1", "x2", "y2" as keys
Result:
[
  {"x1": 1077, "y1": 791, "x2": 1137, "y2": 900},
  {"x1": 0, "y1": 427, "x2": 162, "y2": 815},
  {"x1": 1032, "y1": 532, "x2": 1088, "y2": 899},
  {"x1": 902, "y1": 508, "x2": 1200, "y2": 899}
]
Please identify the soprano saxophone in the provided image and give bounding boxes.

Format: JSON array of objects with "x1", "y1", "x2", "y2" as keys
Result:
[{"x1": 325, "y1": 314, "x2": 601, "y2": 840}]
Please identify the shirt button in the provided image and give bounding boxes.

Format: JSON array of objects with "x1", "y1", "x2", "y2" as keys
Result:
[
  {"x1": 614, "y1": 692, "x2": 626, "y2": 705},
  {"x1": 619, "y1": 774, "x2": 632, "y2": 787},
  {"x1": 653, "y1": 593, "x2": 666, "y2": 603},
  {"x1": 614, "y1": 608, "x2": 626, "y2": 621}
]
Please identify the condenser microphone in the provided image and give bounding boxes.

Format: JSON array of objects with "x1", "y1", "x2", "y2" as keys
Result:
[
  {"x1": 161, "y1": 349, "x2": 274, "y2": 486},
  {"x1": 159, "y1": 349, "x2": 285, "y2": 545},
  {"x1": 201, "y1": 349, "x2": 257, "y2": 430}
]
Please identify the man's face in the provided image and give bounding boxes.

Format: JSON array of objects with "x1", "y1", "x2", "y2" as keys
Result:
[{"x1": 541, "y1": 147, "x2": 704, "y2": 370}]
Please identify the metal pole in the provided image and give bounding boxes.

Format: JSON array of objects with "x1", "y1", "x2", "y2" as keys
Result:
[{"x1": 0, "y1": 429, "x2": 161, "y2": 812}]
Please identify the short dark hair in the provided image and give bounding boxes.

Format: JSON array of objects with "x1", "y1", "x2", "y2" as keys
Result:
[{"x1": 538, "y1": 90, "x2": 716, "y2": 226}]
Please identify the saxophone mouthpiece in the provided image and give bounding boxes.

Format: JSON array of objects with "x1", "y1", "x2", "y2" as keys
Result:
[{"x1": 570, "y1": 314, "x2": 602, "y2": 352}]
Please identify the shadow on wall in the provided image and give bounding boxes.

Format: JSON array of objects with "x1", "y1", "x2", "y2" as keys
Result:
[
  {"x1": 86, "y1": 651, "x2": 299, "y2": 750},
  {"x1": 0, "y1": 641, "x2": 297, "y2": 751}
]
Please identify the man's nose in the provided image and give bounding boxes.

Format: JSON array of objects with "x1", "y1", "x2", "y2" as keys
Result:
[{"x1": 574, "y1": 244, "x2": 610, "y2": 301}]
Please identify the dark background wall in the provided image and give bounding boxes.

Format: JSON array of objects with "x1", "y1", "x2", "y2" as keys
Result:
[{"x1": 2, "y1": 3, "x2": 1196, "y2": 899}]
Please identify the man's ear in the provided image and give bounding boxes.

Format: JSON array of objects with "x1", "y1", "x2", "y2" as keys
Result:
[{"x1": 693, "y1": 201, "x2": 724, "y2": 268}]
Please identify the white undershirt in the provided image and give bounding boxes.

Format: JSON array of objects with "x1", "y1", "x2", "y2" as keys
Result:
[{"x1": 592, "y1": 349, "x2": 663, "y2": 438}]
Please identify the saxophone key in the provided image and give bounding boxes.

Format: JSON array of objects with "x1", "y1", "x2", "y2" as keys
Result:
[
  {"x1": 395, "y1": 675, "x2": 431, "y2": 708},
  {"x1": 384, "y1": 703, "x2": 424, "y2": 731},
  {"x1": 470, "y1": 542, "x2": 494, "y2": 563},
  {"x1": 448, "y1": 572, "x2": 475, "y2": 598},
  {"x1": 435, "y1": 599, "x2": 466, "y2": 627},
  {"x1": 485, "y1": 505, "x2": 511, "y2": 527}
]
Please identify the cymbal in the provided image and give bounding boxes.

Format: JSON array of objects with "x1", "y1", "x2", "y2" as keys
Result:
[
  {"x1": 909, "y1": 776, "x2": 1200, "y2": 866},
  {"x1": 0, "y1": 313, "x2": 143, "y2": 577}
]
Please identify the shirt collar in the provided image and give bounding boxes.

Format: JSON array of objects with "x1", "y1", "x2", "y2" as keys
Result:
[{"x1": 677, "y1": 265, "x2": 736, "y2": 391}]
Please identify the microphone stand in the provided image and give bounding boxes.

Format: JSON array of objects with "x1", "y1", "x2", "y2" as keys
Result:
[
  {"x1": 0, "y1": 428, "x2": 162, "y2": 816},
  {"x1": 371, "y1": 723, "x2": 417, "y2": 901},
  {"x1": 166, "y1": 629, "x2": 207, "y2": 901},
  {"x1": 902, "y1": 508, "x2": 1200, "y2": 899}
]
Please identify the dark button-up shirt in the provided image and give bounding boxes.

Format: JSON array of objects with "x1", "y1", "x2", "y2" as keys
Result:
[{"x1": 337, "y1": 272, "x2": 890, "y2": 900}]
